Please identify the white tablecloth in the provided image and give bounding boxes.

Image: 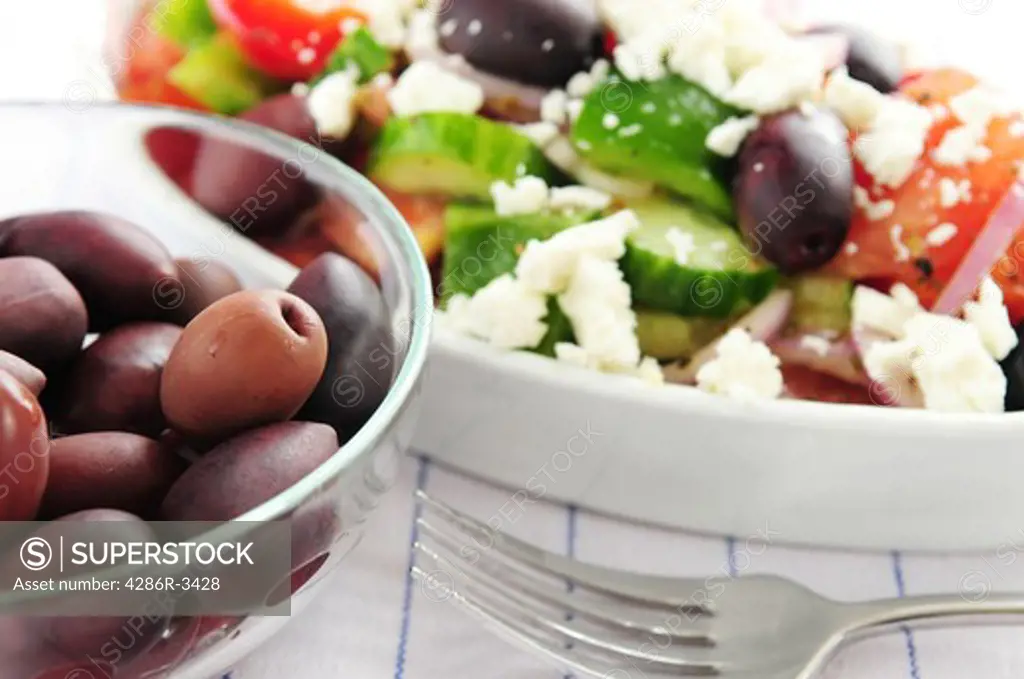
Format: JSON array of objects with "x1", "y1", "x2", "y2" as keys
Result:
[{"x1": 14, "y1": 1, "x2": 1024, "y2": 678}]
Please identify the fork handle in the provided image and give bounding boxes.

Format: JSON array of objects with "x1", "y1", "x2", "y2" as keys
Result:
[{"x1": 839, "y1": 593, "x2": 1024, "y2": 637}]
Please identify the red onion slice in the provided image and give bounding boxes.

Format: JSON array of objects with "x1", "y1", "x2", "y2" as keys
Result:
[
  {"x1": 850, "y1": 327, "x2": 925, "y2": 408},
  {"x1": 406, "y1": 40, "x2": 547, "y2": 120},
  {"x1": 664, "y1": 289, "x2": 793, "y2": 385},
  {"x1": 933, "y1": 180, "x2": 1024, "y2": 315},
  {"x1": 768, "y1": 334, "x2": 869, "y2": 386}
]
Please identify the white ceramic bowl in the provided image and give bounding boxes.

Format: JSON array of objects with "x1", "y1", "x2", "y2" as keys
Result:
[{"x1": 414, "y1": 329, "x2": 1024, "y2": 553}]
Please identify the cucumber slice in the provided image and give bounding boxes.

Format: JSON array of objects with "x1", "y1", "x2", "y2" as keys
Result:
[
  {"x1": 441, "y1": 204, "x2": 598, "y2": 300},
  {"x1": 149, "y1": 0, "x2": 217, "y2": 48},
  {"x1": 167, "y1": 34, "x2": 282, "y2": 115},
  {"x1": 785, "y1": 275, "x2": 854, "y2": 334},
  {"x1": 535, "y1": 298, "x2": 576, "y2": 357},
  {"x1": 571, "y1": 73, "x2": 740, "y2": 219},
  {"x1": 636, "y1": 310, "x2": 730, "y2": 360},
  {"x1": 621, "y1": 199, "x2": 778, "y2": 318},
  {"x1": 369, "y1": 114, "x2": 563, "y2": 199},
  {"x1": 312, "y1": 27, "x2": 394, "y2": 85}
]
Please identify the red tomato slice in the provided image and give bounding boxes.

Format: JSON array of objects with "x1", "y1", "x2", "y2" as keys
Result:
[
  {"x1": 828, "y1": 68, "x2": 1024, "y2": 318},
  {"x1": 208, "y1": 0, "x2": 365, "y2": 80},
  {"x1": 118, "y1": 21, "x2": 208, "y2": 110}
]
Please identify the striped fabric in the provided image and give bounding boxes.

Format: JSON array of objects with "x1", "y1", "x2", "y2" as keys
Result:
[{"x1": 227, "y1": 454, "x2": 1024, "y2": 679}]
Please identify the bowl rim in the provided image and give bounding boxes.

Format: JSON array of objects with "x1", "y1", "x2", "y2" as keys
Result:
[
  {"x1": 0, "y1": 101, "x2": 433, "y2": 605},
  {"x1": 432, "y1": 322, "x2": 1024, "y2": 432}
]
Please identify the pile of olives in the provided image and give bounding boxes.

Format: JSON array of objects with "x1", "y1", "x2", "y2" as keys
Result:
[{"x1": 0, "y1": 209, "x2": 394, "y2": 670}]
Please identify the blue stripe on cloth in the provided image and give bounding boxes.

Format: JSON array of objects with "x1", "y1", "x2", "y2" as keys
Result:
[
  {"x1": 725, "y1": 537, "x2": 738, "y2": 577},
  {"x1": 891, "y1": 551, "x2": 922, "y2": 679},
  {"x1": 393, "y1": 456, "x2": 431, "y2": 679},
  {"x1": 564, "y1": 505, "x2": 578, "y2": 679},
  {"x1": 222, "y1": 674, "x2": 232, "y2": 679}
]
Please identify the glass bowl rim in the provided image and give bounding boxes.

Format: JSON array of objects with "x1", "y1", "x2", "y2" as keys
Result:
[{"x1": 0, "y1": 100, "x2": 433, "y2": 602}]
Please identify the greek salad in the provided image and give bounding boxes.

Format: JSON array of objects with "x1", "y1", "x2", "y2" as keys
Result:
[{"x1": 123, "y1": 0, "x2": 1024, "y2": 413}]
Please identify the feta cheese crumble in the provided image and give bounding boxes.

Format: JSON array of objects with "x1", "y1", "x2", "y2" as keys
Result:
[
  {"x1": 540, "y1": 89, "x2": 568, "y2": 126},
  {"x1": 558, "y1": 256, "x2": 641, "y2": 370},
  {"x1": 853, "y1": 98, "x2": 932, "y2": 188},
  {"x1": 963, "y1": 277, "x2": 1018, "y2": 360},
  {"x1": 937, "y1": 177, "x2": 972, "y2": 208},
  {"x1": 933, "y1": 86, "x2": 1012, "y2": 167},
  {"x1": 516, "y1": 210, "x2": 640, "y2": 294},
  {"x1": 348, "y1": 0, "x2": 410, "y2": 48},
  {"x1": 724, "y1": 41, "x2": 824, "y2": 114},
  {"x1": 823, "y1": 66, "x2": 884, "y2": 130},
  {"x1": 490, "y1": 177, "x2": 550, "y2": 216},
  {"x1": 548, "y1": 186, "x2": 613, "y2": 213},
  {"x1": 925, "y1": 222, "x2": 958, "y2": 247},
  {"x1": 386, "y1": 61, "x2": 484, "y2": 117},
  {"x1": 306, "y1": 69, "x2": 359, "y2": 139},
  {"x1": 853, "y1": 283, "x2": 1011, "y2": 413},
  {"x1": 705, "y1": 115, "x2": 760, "y2": 157},
  {"x1": 666, "y1": 227, "x2": 696, "y2": 266},
  {"x1": 696, "y1": 328, "x2": 784, "y2": 402},
  {"x1": 852, "y1": 186, "x2": 895, "y2": 221},
  {"x1": 800, "y1": 334, "x2": 832, "y2": 357},
  {"x1": 443, "y1": 275, "x2": 549, "y2": 350}
]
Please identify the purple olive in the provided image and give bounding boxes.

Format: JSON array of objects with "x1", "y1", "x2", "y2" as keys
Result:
[
  {"x1": 809, "y1": 25, "x2": 903, "y2": 93},
  {"x1": 189, "y1": 94, "x2": 322, "y2": 239},
  {"x1": 734, "y1": 108, "x2": 853, "y2": 274},
  {"x1": 39, "y1": 433, "x2": 186, "y2": 519},
  {"x1": 0, "y1": 257, "x2": 87, "y2": 371},
  {"x1": 437, "y1": 0, "x2": 604, "y2": 88},
  {"x1": 56, "y1": 323, "x2": 182, "y2": 437},
  {"x1": 169, "y1": 258, "x2": 244, "y2": 325},
  {"x1": 287, "y1": 253, "x2": 393, "y2": 435},
  {"x1": 0, "y1": 351, "x2": 46, "y2": 396},
  {"x1": 0, "y1": 211, "x2": 179, "y2": 330},
  {"x1": 160, "y1": 421, "x2": 338, "y2": 521}
]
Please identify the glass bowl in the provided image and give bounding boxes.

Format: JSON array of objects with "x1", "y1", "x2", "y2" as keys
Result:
[{"x1": 0, "y1": 101, "x2": 431, "y2": 678}]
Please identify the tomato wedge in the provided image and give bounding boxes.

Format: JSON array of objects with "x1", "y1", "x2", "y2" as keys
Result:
[
  {"x1": 828, "y1": 68, "x2": 1024, "y2": 319},
  {"x1": 208, "y1": 0, "x2": 365, "y2": 80}
]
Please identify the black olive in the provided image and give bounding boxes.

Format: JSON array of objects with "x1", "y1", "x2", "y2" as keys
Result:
[
  {"x1": 733, "y1": 108, "x2": 853, "y2": 274},
  {"x1": 809, "y1": 24, "x2": 904, "y2": 93},
  {"x1": 437, "y1": 0, "x2": 604, "y2": 88},
  {"x1": 1000, "y1": 322, "x2": 1024, "y2": 411}
]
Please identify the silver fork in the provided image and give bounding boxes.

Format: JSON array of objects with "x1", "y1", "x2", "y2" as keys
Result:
[{"x1": 412, "y1": 491, "x2": 1024, "y2": 679}]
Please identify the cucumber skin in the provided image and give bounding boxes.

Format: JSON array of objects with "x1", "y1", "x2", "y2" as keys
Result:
[
  {"x1": 571, "y1": 74, "x2": 739, "y2": 219},
  {"x1": 636, "y1": 310, "x2": 729, "y2": 360},
  {"x1": 621, "y1": 244, "x2": 778, "y2": 318},
  {"x1": 312, "y1": 27, "x2": 394, "y2": 85},
  {"x1": 369, "y1": 114, "x2": 563, "y2": 199},
  {"x1": 150, "y1": 0, "x2": 217, "y2": 48},
  {"x1": 167, "y1": 35, "x2": 282, "y2": 115},
  {"x1": 442, "y1": 205, "x2": 595, "y2": 356},
  {"x1": 440, "y1": 204, "x2": 597, "y2": 300}
]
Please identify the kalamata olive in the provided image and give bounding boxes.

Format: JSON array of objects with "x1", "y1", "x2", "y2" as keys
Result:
[
  {"x1": 0, "y1": 370, "x2": 49, "y2": 520},
  {"x1": 161, "y1": 421, "x2": 338, "y2": 520},
  {"x1": 56, "y1": 323, "x2": 181, "y2": 437},
  {"x1": 38, "y1": 510, "x2": 167, "y2": 662},
  {"x1": 438, "y1": 0, "x2": 604, "y2": 88},
  {"x1": 160, "y1": 290, "x2": 328, "y2": 441},
  {"x1": 287, "y1": 253, "x2": 393, "y2": 434},
  {"x1": 0, "y1": 211, "x2": 179, "y2": 330},
  {"x1": 39, "y1": 433, "x2": 185, "y2": 519},
  {"x1": 169, "y1": 258, "x2": 244, "y2": 324},
  {"x1": 734, "y1": 108, "x2": 853, "y2": 274},
  {"x1": 437, "y1": 0, "x2": 603, "y2": 88},
  {"x1": 189, "y1": 94, "x2": 322, "y2": 239},
  {"x1": 0, "y1": 257, "x2": 87, "y2": 370},
  {"x1": 0, "y1": 351, "x2": 45, "y2": 396},
  {"x1": 1001, "y1": 323, "x2": 1024, "y2": 411},
  {"x1": 809, "y1": 25, "x2": 903, "y2": 93}
]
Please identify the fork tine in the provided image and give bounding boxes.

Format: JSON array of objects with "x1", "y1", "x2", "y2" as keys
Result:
[
  {"x1": 411, "y1": 564, "x2": 721, "y2": 677},
  {"x1": 415, "y1": 540, "x2": 721, "y2": 675},
  {"x1": 411, "y1": 565, "x2": 610, "y2": 678},
  {"x1": 416, "y1": 490, "x2": 713, "y2": 612},
  {"x1": 417, "y1": 517, "x2": 713, "y2": 644}
]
